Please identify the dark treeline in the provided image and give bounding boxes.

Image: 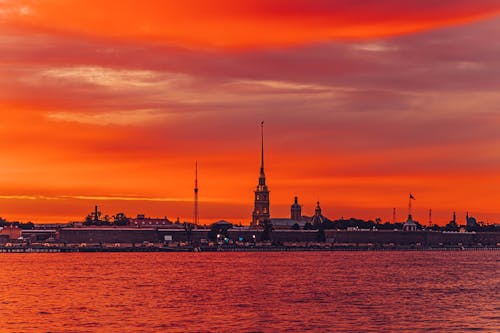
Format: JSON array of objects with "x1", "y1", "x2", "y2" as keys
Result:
[
  {"x1": 2, "y1": 210, "x2": 499, "y2": 233},
  {"x1": 294, "y1": 217, "x2": 499, "y2": 232},
  {"x1": 0, "y1": 217, "x2": 35, "y2": 230},
  {"x1": 83, "y1": 208, "x2": 130, "y2": 226}
]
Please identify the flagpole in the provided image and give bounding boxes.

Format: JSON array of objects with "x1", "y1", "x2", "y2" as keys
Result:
[{"x1": 408, "y1": 194, "x2": 412, "y2": 217}]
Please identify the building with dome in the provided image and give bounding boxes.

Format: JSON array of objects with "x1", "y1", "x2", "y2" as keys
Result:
[
  {"x1": 403, "y1": 214, "x2": 417, "y2": 231},
  {"x1": 311, "y1": 201, "x2": 327, "y2": 227},
  {"x1": 271, "y1": 196, "x2": 308, "y2": 229}
]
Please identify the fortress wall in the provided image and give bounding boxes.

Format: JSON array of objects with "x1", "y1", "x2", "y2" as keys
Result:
[
  {"x1": 158, "y1": 229, "x2": 209, "y2": 242},
  {"x1": 269, "y1": 230, "x2": 318, "y2": 242},
  {"x1": 59, "y1": 228, "x2": 160, "y2": 244},
  {"x1": 56, "y1": 228, "x2": 499, "y2": 246},
  {"x1": 325, "y1": 231, "x2": 499, "y2": 246}
]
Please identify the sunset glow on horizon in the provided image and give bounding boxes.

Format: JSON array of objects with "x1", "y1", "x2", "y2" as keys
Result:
[{"x1": 1, "y1": 1, "x2": 500, "y2": 225}]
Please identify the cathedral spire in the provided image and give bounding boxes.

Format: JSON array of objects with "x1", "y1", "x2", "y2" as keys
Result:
[
  {"x1": 259, "y1": 121, "x2": 266, "y2": 186},
  {"x1": 252, "y1": 121, "x2": 270, "y2": 227}
]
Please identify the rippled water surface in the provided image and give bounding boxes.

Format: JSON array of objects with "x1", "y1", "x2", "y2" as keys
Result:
[{"x1": 1, "y1": 252, "x2": 499, "y2": 332}]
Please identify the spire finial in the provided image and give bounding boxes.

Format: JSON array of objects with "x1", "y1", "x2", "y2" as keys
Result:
[
  {"x1": 260, "y1": 121, "x2": 264, "y2": 173},
  {"x1": 315, "y1": 201, "x2": 322, "y2": 215}
]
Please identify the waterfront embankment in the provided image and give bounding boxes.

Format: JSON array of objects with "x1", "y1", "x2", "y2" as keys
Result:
[{"x1": 1, "y1": 244, "x2": 499, "y2": 253}]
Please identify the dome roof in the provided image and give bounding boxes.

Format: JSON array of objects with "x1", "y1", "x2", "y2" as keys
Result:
[
  {"x1": 311, "y1": 201, "x2": 326, "y2": 226},
  {"x1": 311, "y1": 214, "x2": 326, "y2": 226},
  {"x1": 211, "y1": 220, "x2": 233, "y2": 227},
  {"x1": 403, "y1": 215, "x2": 417, "y2": 231}
]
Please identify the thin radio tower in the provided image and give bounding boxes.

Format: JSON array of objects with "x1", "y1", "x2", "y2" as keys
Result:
[
  {"x1": 194, "y1": 161, "x2": 199, "y2": 227},
  {"x1": 429, "y1": 208, "x2": 432, "y2": 226},
  {"x1": 392, "y1": 208, "x2": 396, "y2": 224}
]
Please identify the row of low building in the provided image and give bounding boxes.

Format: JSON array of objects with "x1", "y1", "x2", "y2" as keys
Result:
[
  {"x1": 39, "y1": 228, "x2": 500, "y2": 247},
  {"x1": 2, "y1": 225, "x2": 499, "y2": 247},
  {"x1": 0, "y1": 225, "x2": 22, "y2": 243}
]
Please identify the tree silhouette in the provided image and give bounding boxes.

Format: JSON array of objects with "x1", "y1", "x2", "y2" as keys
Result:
[
  {"x1": 303, "y1": 222, "x2": 314, "y2": 230},
  {"x1": 113, "y1": 213, "x2": 129, "y2": 226}
]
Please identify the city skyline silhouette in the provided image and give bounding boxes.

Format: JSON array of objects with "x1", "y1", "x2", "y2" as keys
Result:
[{"x1": 1, "y1": 2, "x2": 499, "y2": 225}]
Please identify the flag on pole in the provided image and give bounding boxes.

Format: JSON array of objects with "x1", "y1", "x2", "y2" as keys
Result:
[{"x1": 409, "y1": 193, "x2": 415, "y2": 200}]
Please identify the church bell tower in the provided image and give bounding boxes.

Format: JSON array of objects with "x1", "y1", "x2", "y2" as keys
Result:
[
  {"x1": 251, "y1": 121, "x2": 270, "y2": 227},
  {"x1": 290, "y1": 196, "x2": 302, "y2": 221}
]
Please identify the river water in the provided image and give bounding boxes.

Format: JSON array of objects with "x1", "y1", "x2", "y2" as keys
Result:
[{"x1": 0, "y1": 251, "x2": 498, "y2": 332}]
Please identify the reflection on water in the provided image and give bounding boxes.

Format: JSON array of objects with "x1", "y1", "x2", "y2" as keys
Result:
[{"x1": 0, "y1": 252, "x2": 498, "y2": 332}]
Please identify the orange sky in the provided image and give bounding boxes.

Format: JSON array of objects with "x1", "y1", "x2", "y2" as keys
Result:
[{"x1": 1, "y1": 1, "x2": 500, "y2": 225}]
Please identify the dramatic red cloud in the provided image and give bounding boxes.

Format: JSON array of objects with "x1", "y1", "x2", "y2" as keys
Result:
[
  {"x1": 2, "y1": 0, "x2": 500, "y2": 47},
  {"x1": 0, "y1": 1, "x2": 499, "y2": 224}
]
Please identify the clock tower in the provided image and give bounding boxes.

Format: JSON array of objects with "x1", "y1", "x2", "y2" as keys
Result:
[{"x1": 251, "y1": 122, "x2": 270, "y2": 227}]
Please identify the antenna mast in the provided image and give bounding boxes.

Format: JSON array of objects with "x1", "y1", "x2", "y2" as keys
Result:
[{"x1": 194, "y1": 161, "x2": 199, "y2": 227}]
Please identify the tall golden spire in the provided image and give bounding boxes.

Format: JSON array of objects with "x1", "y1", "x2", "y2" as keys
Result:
[
  {"x1": 260, "y1": 121, "x2": 264, "y2": 176},
  {"x1": 258, "y1": 121, "x2": 266, "y2": 186},
  {"x1": 252, "y1": 121, "x2": 270, "y2": 227}
]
